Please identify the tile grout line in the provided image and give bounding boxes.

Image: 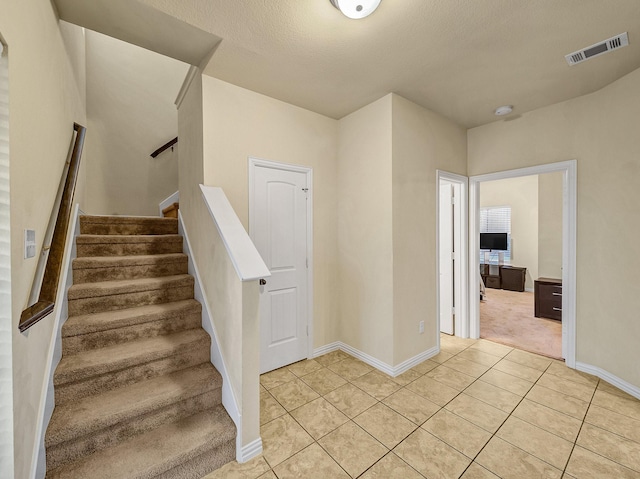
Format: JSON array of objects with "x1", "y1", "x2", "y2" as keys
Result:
[
  {"x1": 422, "y1": 346, "x2": 639, "y2": 478},
  {"x1": 455, "y1": 357, "x2": 554, "y2": 477},
  {"x1": 565, "y1": 379, "x2": 640, "y2": 475},
  {"x1": 265, "y1": 351, "x2": 466, "y2": 478},
  {"x1": 261, "y1": 355, "x2": 397, "y2": 478},
  {"x1": 259, "y1": 341, "x2": 637, "y2": 479},
  {"x1": 560, "y1": 376, "x2": 600, "y2": 477},
  {"x1": 440, "y1": 342, "x2": 575, "y2": 477},
  {"x1": 430, "y1": 341, "x2": 504, "y2": 478}
]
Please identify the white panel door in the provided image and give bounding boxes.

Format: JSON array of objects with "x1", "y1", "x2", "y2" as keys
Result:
[
  {"x1": 439, "y1": 181, "x2": 454, "y2": 335},
  {"x1": 252, "y1": 165, "x2": 308, "y2": 373}
]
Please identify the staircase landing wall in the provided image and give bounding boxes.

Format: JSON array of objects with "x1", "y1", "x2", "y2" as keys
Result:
[{"x1": 177, "y1": 71, "x2": 262, "y2": 460}]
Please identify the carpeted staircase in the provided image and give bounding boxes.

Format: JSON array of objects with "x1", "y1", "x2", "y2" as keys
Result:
[{"x1": 45, "y1": 215, "x2": 236, "y2": 479}]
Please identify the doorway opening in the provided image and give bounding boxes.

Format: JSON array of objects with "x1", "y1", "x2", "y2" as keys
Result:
[
  {"x1": 436, "y1": 171, "x2": 469, "y2": 339},
  {"x1": 477, "y1": 173, "x2": 563, "y2": 359},
  {"x1": 469, "y1": 160, "x2": 577, "y2": 367}
]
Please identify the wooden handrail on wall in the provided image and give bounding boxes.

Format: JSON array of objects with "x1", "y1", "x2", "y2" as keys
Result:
[
  {"x1": 150, "y1": 137, "x2": 178, "y2": 158},
  {"x1": 19, "y1": 123, "x2": 86, "y2": 332}
]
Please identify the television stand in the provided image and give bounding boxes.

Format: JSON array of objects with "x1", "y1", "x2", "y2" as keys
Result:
[{"x1": 480, "y1": 263, "x2": 501, "y2": 289}]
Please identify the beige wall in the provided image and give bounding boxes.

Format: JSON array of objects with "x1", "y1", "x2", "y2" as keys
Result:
[
  {"x1": 201, "y1": 76, "x2": 340, "y2": 350},
  {"x1": 0, "y1": 1, "x2": 87, "y2": 476},
  {"x1": 468, "y1": 66, "x2": 640, "y2": 388},
  {"x1": 538, "y1": 172, "x2": 563, "y2": 279},
  {"x1": 85, "y1": 30, "x2": 188, "y2": 216},
  {"x1": 480, "y1": 175, "x2": 539, "y2": 290},
  {"x1": 60, "y1": 21, "x2": 89, "y2": 210},
  {"x1": 178, "y1": 73, "x2": 268, "y2": 449},
  {"x1": 178, "y1": 74, "x2": 243, "y2": 398},
  {"x1": 337, "y1": 95, "x2": 394, "y2": 364},
  {"x1": 391, "y1": 94, "x2": 467, "y2": 365},
  {"x1": 177, "y1": 73, "x2": 204, "y2": 227}
]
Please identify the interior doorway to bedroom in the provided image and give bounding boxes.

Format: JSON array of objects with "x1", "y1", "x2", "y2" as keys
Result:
[{"x1": 469, "y1": 160, "x2": 577, "y2": 368}]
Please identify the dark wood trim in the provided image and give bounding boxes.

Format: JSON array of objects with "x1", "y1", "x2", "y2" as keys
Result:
[
  {"x1": 150, "y1": 137, "x2": 178, "y2": 158},
  {"x1": 19, "y1": 123, "x2": 86, "y2": 332},
  {"x1": 162, "y1": 202, "x2": 179, "y2": 218}
]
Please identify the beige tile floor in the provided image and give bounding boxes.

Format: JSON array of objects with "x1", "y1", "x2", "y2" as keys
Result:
[{"x1": 205, "y1": 335, "x2": 640, "y2": 479}]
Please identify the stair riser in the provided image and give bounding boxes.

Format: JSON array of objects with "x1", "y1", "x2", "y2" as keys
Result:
[
  {"x1": 55, "y1": 341, "x2": 211, "y2": 404},
  {"x1": 77, "y1": 241, "x2": 183, "y2": 257},
  {"x1": 68, "y1": 286, "x2": 193, "y2": 316},
  {"x1": 79, "y1": 223, "x2": 178, "y2": 236},
  {"x1": 63, "y1": 312, "x2": 202, "y2": 355},
  {"x1": 72, "y1": 260, "x2": 188, "y2": 283},
  {"x1": 154, "y1": 440, "x2": 236, "y2": 479},
  {"x1": 46, "y1": 390, "x2": 221, "y2": 471}
]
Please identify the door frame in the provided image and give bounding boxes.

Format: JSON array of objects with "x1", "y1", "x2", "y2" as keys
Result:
[
  {"x1": 248, "y1": 157, "x2": 314, "y2": 361},
  {"x1": 436, "y1": 171, "x2": 469, "y2": 339},
  {"x1": 468, "y1": 160, "x2": 577, "y2": 367}
]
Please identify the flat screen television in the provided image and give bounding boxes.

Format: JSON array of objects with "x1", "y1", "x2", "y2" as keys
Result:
[{"x1": 480, "y1": 232, "x2": 508, "y2": 251}]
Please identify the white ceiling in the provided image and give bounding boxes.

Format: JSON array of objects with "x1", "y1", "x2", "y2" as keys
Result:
[{"x1": 67, "y1": 0, "x2": 640, "y2": 128}]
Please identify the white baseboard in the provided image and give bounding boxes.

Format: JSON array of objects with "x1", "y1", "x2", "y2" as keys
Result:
[
  {"x1": 31, "y1": 205, "x2": 81, "y2": 479},
  {"x1": 312, "y1": 342, "x2": 341, "y2": 357},
  {"x1": 313, "y1": 342, "x2": 439, "y2": 378},
  {"x1": 178, "y1": 212, "x2": 246, "y2": 461},
  {"x1": 313, "y1": 344, "x2": 640, "y2": 401},
  {"x1": 339, "y1": 343, "x2": 395, "y2": 376},
  {"x1": 575, "y1": 362, "x2": 640, "y2": 400},
  {"x1": 392, "y1": 345, "x2": 440, "y2": 375},
  {"x1": 238, "y1": 437, "x2": 263, "y2": 463}
]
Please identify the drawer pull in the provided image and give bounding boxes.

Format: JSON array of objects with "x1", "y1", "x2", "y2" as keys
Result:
[
  {"x1": 552, "y1": 292, "x2": 562, "y2": 296},
  {"x1": 553, "y1": 307, "x2": 562, "y2": 311}
]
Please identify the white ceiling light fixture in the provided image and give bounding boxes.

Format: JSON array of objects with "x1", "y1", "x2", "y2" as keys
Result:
[
  {"x1": 494, "y1": 105, "x2": 513, "y2": 116},
  {"x1": 330, "y1": 0, "x2": 381, "y2": 19}
]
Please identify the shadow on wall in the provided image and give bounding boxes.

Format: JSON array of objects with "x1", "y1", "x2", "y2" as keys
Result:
[{"x1": 83, "y1": 28, "x2": 190, "y2": 216}]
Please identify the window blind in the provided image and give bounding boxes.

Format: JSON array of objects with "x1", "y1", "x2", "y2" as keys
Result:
[{"x1": 0, "y1": 43, "x2": 14, "y2": 475}]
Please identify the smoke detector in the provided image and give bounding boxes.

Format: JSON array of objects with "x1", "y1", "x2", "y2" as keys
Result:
[
  {"x1": 565, "y1": 32, "x2": 629, "y2": 66},
  {"x1": 494, "y1": 105, "x2": 513, "y2": 116}
]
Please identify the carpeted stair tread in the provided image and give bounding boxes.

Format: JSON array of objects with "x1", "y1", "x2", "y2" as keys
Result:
[
  {"x1": 80, "y1": 215, "x2": 178, "y2": 225},
  {"x1": 46, "y1": 364, "x2": 221, "y2": 448},
  {"x1": 46, "y1": 405, "x2": 235, "y2": 479},
  {"x1": 80, "y1": 215, "x2": 178, "y2": 235},
  {"x1": 63, "y1": 300, "x2": 201, "y2": 338},
  {"x1": 75, "y1": 234, "x2": 183, "y2": 257},
  {"x1": 68, "y1": 274, "x2": 193, "y2": 301},
  {"x1": 72, "y1": 253, "x2": 188, "y2": 283},
  {"x1": 76, "y1": 234, "x2": 183, "y2": 245},
  {"x1": 73, "y1": 253, "x2": 187, "y2": 270},
  {"x1": 54, "y1": 329, "x2": 209, "y2": 386}
]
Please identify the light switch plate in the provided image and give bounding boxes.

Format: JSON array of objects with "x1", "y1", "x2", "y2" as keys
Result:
[{"x1": 24, "y1": 229, "x2": 36, "y2": 259}]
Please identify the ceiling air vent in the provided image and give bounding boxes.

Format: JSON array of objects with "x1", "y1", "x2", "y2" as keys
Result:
[{"x1": 565, "y1": 32, "x2": 629, "y2": 66}]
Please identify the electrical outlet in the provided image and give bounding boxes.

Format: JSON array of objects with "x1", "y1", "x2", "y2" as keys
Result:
[
  {"x1": 24, "y1": 229, "x2": 36, "y2": 259},
  {"x1": 419, "y1": 320, "x2": 425, "y2": 334}
]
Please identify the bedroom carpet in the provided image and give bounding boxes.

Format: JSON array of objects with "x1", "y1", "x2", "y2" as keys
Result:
[{"x1": 480, "y1": 288, "x2": 562, "y2": 360}]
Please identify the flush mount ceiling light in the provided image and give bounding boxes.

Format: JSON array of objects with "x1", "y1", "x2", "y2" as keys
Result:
[
  {"x1": 330, "y1": 0, "x2": 381, "y2": 19},
  {"x1": 494, "y1": 105, "x2": 513, "y2": 116}
]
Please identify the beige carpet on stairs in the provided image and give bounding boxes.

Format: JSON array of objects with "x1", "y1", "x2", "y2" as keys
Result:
[
  {"x1": 45, "y1": 215, "x2": 236, "y2": 479},
  {"x1": 480, "y1": 288, "x2": 562, "y2": 359}
]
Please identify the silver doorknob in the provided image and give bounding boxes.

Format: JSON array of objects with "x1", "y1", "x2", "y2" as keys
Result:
[{"x1": 260, "y1": 279, "x2": 267, "y2": 286}]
